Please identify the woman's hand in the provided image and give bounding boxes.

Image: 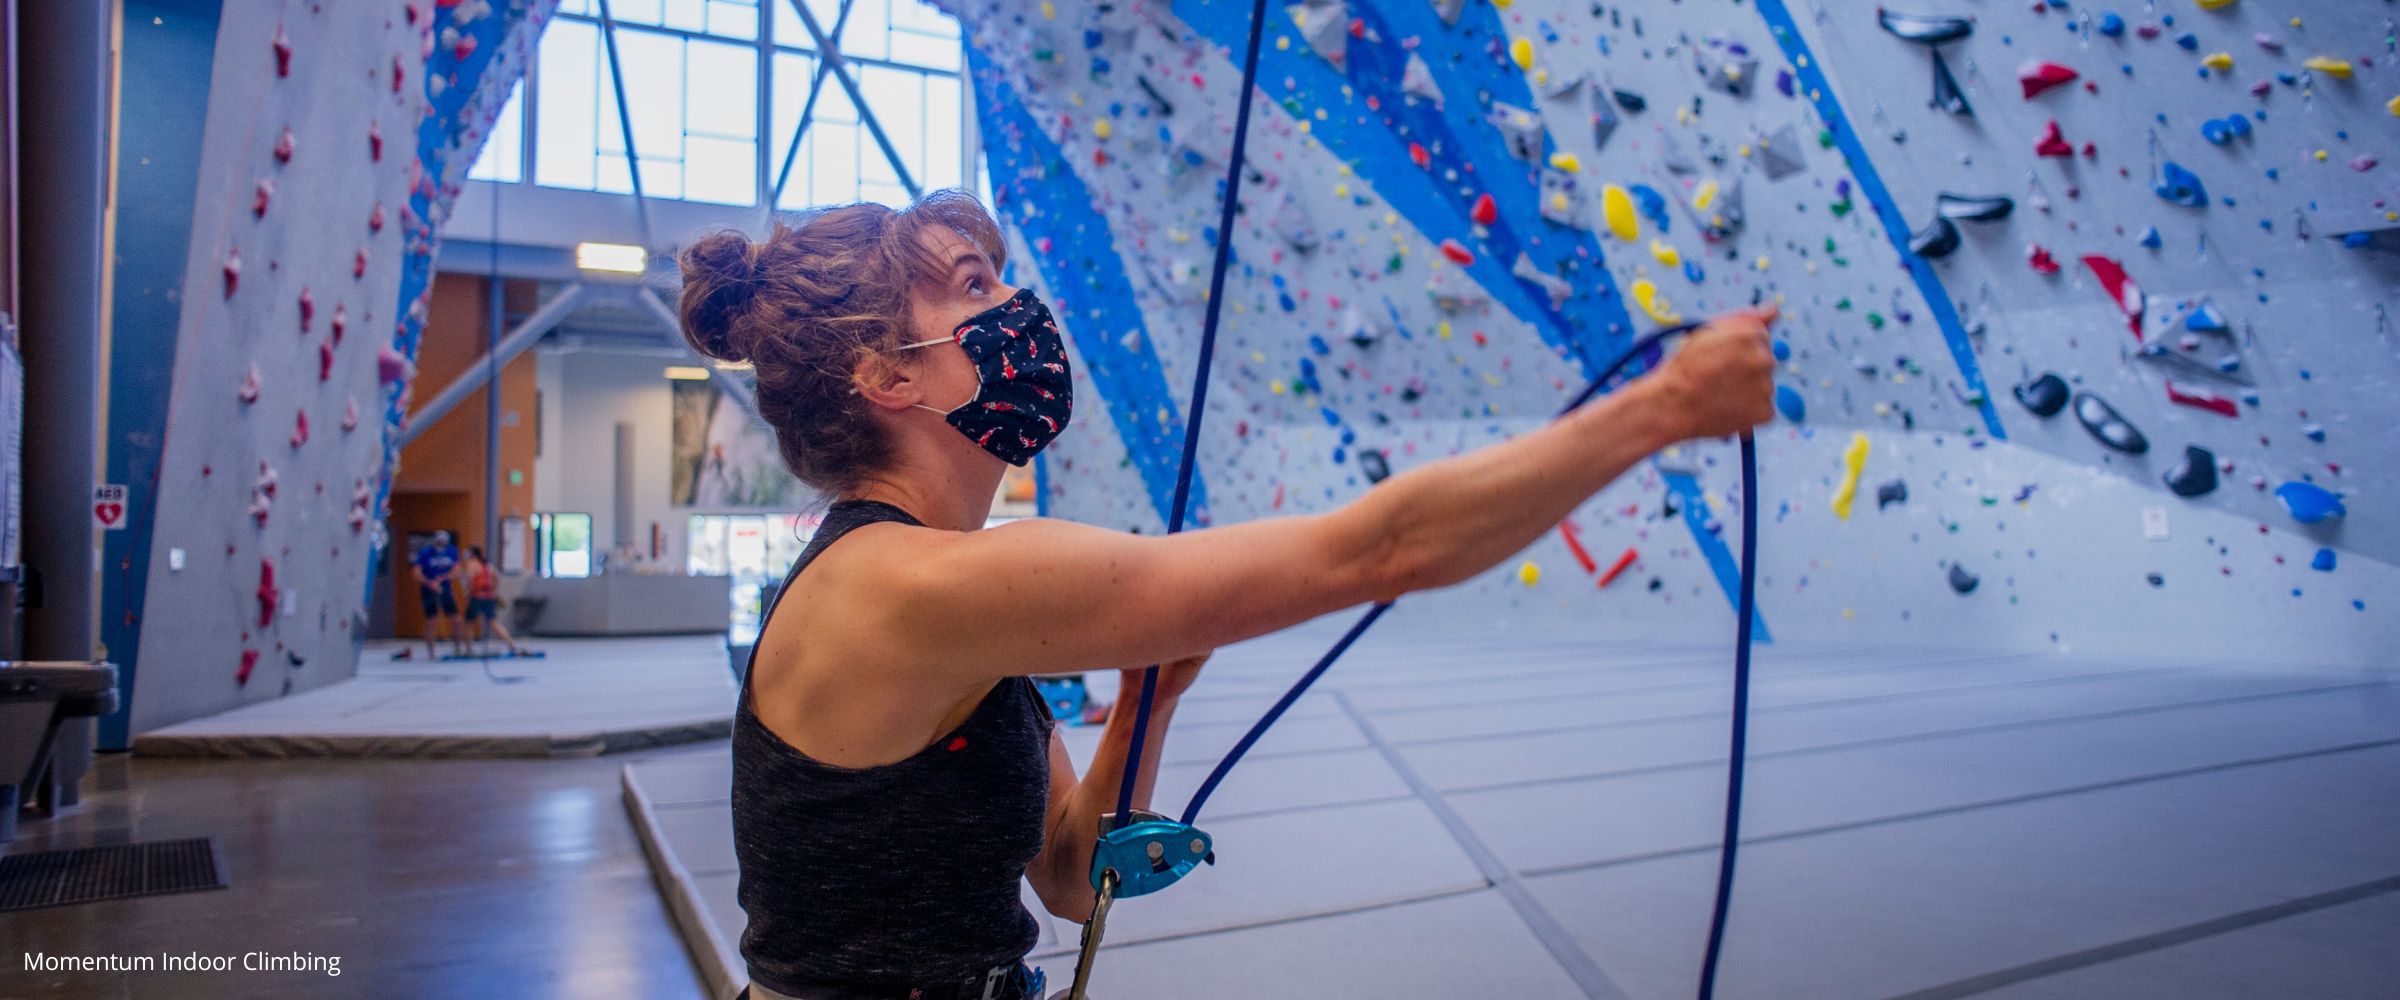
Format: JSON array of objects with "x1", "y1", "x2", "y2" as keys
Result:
[
  {"x1": 1120, "y1": 651, "x2": 1210, "y2": 704},
  {"x1": 1649, "y1": 306, "x2": 1780, "y2": 442}
]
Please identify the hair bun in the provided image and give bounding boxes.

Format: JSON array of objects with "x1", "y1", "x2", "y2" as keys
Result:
[{"x1": 678, "y1": 229, "x2": 765, "y2": 364}]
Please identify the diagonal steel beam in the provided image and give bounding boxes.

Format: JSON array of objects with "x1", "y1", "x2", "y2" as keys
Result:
[
  {"x1": 764, "y1": 0, "x2": 857, "y2": 226},
  {"x1": 593, "y1": 0, "x2": 658, "y2": 253},
  {"x1": 400, "y1": 283, "x2": 589, "y2": 449},
  {"x1": 637, "y1": 286, "x2": 766, "y2": 426},
  {"x1": 782, "y1": 0, "x2": 921, "y2": 201}
]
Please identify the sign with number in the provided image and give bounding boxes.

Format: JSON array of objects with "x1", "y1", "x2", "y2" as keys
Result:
[{"x1": 94, "y1": 484, "x2": 129, "y2": 531}]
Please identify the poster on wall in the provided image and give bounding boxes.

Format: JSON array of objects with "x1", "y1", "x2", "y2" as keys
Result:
[{"x1": 671, "y1": 379, "x2": 807, "y2": 508}]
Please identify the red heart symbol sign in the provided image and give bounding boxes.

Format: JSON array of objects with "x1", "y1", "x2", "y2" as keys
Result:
[{"x1": 95, "y1": 502, "x2": 124, "y2": 527}]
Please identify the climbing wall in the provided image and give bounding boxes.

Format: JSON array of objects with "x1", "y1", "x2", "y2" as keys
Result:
[
  {"x1": 119, "y1": 1, "x2": 554, "y2": 735},
  {"x1": 954, "y1": 0, "x2": 2397, "y2": 665}
]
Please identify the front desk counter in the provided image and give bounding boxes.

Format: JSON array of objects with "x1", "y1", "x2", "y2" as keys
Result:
[{"x1": 517, "y1": 574, "x2": 731, "y2": 637}]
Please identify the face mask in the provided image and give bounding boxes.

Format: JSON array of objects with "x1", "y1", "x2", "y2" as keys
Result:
[{"x1": 894, "y1": 287, "x2": 1074, "y2": 466}]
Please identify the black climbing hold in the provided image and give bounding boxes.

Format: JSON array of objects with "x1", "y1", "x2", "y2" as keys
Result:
[
  {"x1": 1908, "y1": 216, "x2": 1961, "y2": 258},
  {"x1": 2073, "y1": 392, "x2": 2149, "y2": 454},
  {"x1": 1936, "y1": 193, "x2": 2015, "y2": 222},
  {"x1": 1662, "y1": 494, "x2": 1681, "y2": 518},
  {"x1": 2012, "y1": 373, "x2": 2070, "y2": 417},
  {"x1": 2146, "y1": 572, "x2": 2165, "y2": 588},
  {"x1": 1358, "y1": 449, "x2": 1391, "y2": 484},
  {"x1": 2163, "y1": 445, "x2": 2220, "y2": 497},
  {"x1": 1876, "y1": 479, "x2": 1909, "y2": 510},
  {"x1": 1948, "y1": 563, "x2": 1980, "y2": 594},
  {"x1": 1399, "y1": 385, "x2": 1422, "y2": 403},
  {"x1": 1646, "y1": 577, "x2": 1664, "y2": 592},
  {"x1": 1879, "y1": 9, "x2": 1974, "y2": 45},
  {"x1": 1612, "y1": 89, "x2": 1648, "y2": 112},
  {"x1": 1930, "y1": 51, "x2": 1972, "y2": 116}
]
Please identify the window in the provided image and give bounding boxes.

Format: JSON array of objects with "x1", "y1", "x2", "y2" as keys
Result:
[
  {"x1": 467, "y1": 0, "x2": 968, "y2": 209},
  {"x1": 534, "y1": 512, "x2": 594, "y2": 578}
]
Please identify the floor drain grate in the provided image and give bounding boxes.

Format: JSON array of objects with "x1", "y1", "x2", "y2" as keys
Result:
[{"x1": 0, "y1": 837, "x2": 228, "y2": 912}]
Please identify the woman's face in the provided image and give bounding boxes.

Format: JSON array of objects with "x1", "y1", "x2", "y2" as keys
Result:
[{"x1": 899, "y1": 225, "x2": 1018, "y2": 413}]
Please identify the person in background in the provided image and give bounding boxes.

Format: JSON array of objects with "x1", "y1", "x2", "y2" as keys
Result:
[
  {"x1": 460, "y1": 545, "x2": 528, "y2": 657},
  {"x1": 403, "y1": 530, "x2": 465, "y2": 661}
]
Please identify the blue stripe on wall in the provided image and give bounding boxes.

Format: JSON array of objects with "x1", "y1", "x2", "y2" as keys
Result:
[
  {"x1": 967, "y1": 53, "x2": 1214, "y2": 529},
  {"x1": 1752, "y1": 0, "x2": 2007, "y2": 441},
  {"x1": 99, "y1": 0, "x2": 225, "y2": 748}
]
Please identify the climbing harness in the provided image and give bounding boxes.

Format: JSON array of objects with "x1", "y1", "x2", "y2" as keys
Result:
[{"x1": 1056, "y1": 0, "x2": 1763, "y2": 995}]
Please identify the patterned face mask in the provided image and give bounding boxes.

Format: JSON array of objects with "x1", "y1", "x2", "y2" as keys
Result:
[{"x1": 894, "y1": 287, "x2": 1074, "y2": 466}]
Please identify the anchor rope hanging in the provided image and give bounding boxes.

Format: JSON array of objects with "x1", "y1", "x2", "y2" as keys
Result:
[{"x1": 1064, "y1": 0, "x2": 1764, "y2": 995}]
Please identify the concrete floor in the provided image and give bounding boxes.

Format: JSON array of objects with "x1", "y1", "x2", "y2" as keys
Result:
[
  {"x1": 1, "y1": 751, "x2": 711, "y2": 999},
  {"x1": 625, "y1": 619, "x2": 2400, "y2": 1000}
]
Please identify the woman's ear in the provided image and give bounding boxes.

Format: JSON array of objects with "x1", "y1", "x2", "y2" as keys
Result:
[{"x1": 852, "y1": 350, "x2": 918, "y2": 411}]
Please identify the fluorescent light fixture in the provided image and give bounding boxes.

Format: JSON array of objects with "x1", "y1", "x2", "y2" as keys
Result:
[
  {"x1": 663, "y1": 366, "x2": 712, "y2": 381},
  {"x1": 576, "y1": 242, "x2": 647, "y2": 274}
]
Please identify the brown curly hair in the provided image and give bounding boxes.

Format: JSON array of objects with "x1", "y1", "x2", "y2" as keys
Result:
[{"x1": 678, "y1": 189, "x2": 1008, "y2": 499}]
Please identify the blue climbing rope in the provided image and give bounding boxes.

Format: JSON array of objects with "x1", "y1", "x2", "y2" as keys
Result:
[
  {"x1": 1108, "y1": 0, "x2": 1272, "y2": 833},
  {"x1": 1697, "y1": 434, "x2": 1761, "y2": 1000}
]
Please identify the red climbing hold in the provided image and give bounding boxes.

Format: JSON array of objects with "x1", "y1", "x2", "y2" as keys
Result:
[
  {"x1": 238, "y1": 649, "x2": 260, "y2": 686},
  {"x1": 272, "y1": 25, "x2": 292, "y2": 77},
  {"x1": 291, "y1": 409, "x2": 310, "y2": 450},
  {"x1": 1471, "y1": 193, "x2": 1497, "y2": 225},
  {"x1": 1409, "y1": 142, "x2": 1431, "y2": 169},
  {"x1": 223, "y1": 249, "x2": 242, "y2": 297},
  {"x1": 253, "y1": 179, "x2": 274, "y2": 218},
  {"x1": 274, "y1": 127, "x2": 295, "y2": 164},
  {"x1": 256, "y1": 559, "x2": 279, "y2": 627},
  {"x1": 369, "y1": 121, "x2": 384, "y2": 161},
  {"x1": 2080, "y1": 255, "x2": 2145, "y2": 341},
  {"x1": 298, "y1": 288, "x2": 314, "y2": 332},
  {"x1": 2034, "y1": 120, "x2": 2073, "y2": 158},
  {"x1": 2018, "y1": 60, "x2": 2079, "y2": 99},
  {"x1": 354, "y1": 247, "x2": 369, "y2": 279},
  {"x1": 392, "y1": 55, "x2": 405, "y2": 94},
  {"x1": 1556, "y1": 519, "x2": 1599, "y2": 575},
  {"x1": 319, "y1": 340, "x2": 335, "y2": 381},
  {"x1": 2165, "y1": 380, "x2": 2239, "y2": 418},
  {"x1": 1597, "y1": 548, "x2": 1639, "y2": 588},
  {"x1": 2027, "y1": 243, "x2": 2062, "y2": 274},
  {"x1": 331, "y1": 304, "x2": 347, "y2": 344},
  {"x1": 369, "y1": 202, "x2": 385, "y2": 234},
  {"x1": 1439, "y1": 239, "x2": 1475, "y2": 265}
]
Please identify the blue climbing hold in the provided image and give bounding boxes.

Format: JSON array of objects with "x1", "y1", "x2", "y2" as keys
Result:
[
  {"x1": 2226, "y1": 114, "x2": 2252, "y2": 138},
  {"x1": 2175, "y1": 33, "x2": 2199, "y2": 50},
  {"x1": 2155, "y1": 162, "x2": 2208, "y2": 207},
  {"x1": 2345, "y1": 233, "x2": 2373, "y2": 249},
  {"x1": 2311, "y1": 548, "x2": 2337, "y2": 572},
  {"x1": 2184, "y1": 302, "x2": 2229, "y2": 333},
  {"x1": 2097, "y1": 12, "x2": 2126, "y2": 37},
  {"x1": 1771, "y1": 339, "x2": 1791, "y2": 362},
  {"x1": 2274, "y1": 481, "x2": 2346, "y2": 524},
  {"x1": 1775, "y1": 385, "x2": 1806, "y2": 423},
  {"x1": 1630, "y1": 184, "x2": 1670, "y2": 233},
  {"x1": 2139, "y1": 226, "x2": 2163, "y2": 249},
  {"x1": 2200, "y1": 118, "x2": 2234, "y2": 145},
  {"x1": 1682, "y1": 260, "x2": 1706, "y2": 284}
]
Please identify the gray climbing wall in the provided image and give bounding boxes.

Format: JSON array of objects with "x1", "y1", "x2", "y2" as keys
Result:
[
  {"x1": 118, "y1": 1, "x2": 554, "y2": 735},
  {"x1": 951, "y1": 0, "x2": 2396, "y2": 665}
]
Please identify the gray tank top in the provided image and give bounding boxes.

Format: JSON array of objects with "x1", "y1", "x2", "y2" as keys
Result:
[{"x1": 732, "y1": 499, "x2": 1053, "y2": 995}]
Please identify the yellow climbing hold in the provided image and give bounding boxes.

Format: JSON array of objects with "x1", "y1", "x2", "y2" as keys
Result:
[
  {"x1": 2194, "y1": 0, "x2": 2234, "y2": 9},
  {"x1": 1649, "y1": 240, "x2": 1682, "y2": 267},
  {"x1": 1040, "y1": 0, "x2": 1054, "y2": 17},
  {"x1": 1694, "y1": 179, "x2": 1722, "y2": 215},
  {"x1": 2304, "y1": 56, "x2": 2354, "y2": 79},
  {"x1": 1548, "y1": 151, "x2": 1582, "y2": 173},
  {"x1": 1831, "y1": 432, "x2": 1871, "y2": 520},
  {"x1": 1511, "y1": 38, "x2": 1535, "y2": 71},
  {"x1": 1518, "y1": 561, "x2": 1541, "y2": 586},
  {"x1": 1094, "y1": 119, "x2": 1113, "y2": 139},
  {"x1": 1630, "y1": 278, "x2": 1682, "y2": 325},
  {"x1": 2202, "y1": 52, "x2": 2233, "y2": 72},
  {"x1": 1602, "y1": 184, "x2": 1639, "y2": 242},
  {"x1": 2389, "y1": 94, "x2": 2400, "y2": 116},
  {"x1": 1549, "y1": 192, "x2": 1571, "y2": 214},
  {"x1": 1754, "y1": 255, "x2": 1771, "y2": 271}
]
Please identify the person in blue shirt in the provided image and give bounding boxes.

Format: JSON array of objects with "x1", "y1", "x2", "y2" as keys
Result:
[{"x1": 407, "y1": 531, "x2": 465, "y2": 660}]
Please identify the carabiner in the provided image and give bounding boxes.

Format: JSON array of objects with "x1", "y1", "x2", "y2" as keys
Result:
[{"x1": 1052, "y1": 868, "x2": 1118, "y2": 1000}]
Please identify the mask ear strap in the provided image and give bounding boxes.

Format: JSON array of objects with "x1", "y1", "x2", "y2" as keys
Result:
[{"x1": 895, "y1": 334, "x2": 953, "y2": 351}]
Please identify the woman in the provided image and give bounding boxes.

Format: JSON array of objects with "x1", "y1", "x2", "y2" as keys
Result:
[
  {"x1": 679, "y1": 189, "x2": 1775, "y2": 1000},
  {"x1": 458, "y1": 545, "x2": 527, "y2": 657}
]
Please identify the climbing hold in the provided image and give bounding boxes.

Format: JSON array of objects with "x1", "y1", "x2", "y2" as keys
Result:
[
  {"x1": 1547, "y1": 151, "x2": 1581, "y2": 174},
  {"x1": 1831, "y1": 433, "x2": 1871, "y2": 521},
  {"x1": 2194, "y1": 0, "x2": 2236, "y2": 10},
  {"x1": 1931, "y1": 52, "x2": 1973, "y2": 116},
  {"x1": 1629, "y1": 185, "x2": 1670, "y2": 233},
  {"x1": 1510, "y1": 37, "x2": 1534, "y2": 71},
  {"x1": 1596, "y1": 548, "x2": 1639, "y2": 589},
  {"x1": 2201, "y1": 52, "x2": 2233, "y2": 73},
  {"x1": 2013, "y1": 373, "x2": 2070, "y2": 417},
  {"x1": 1757, "y1": 124, "x2": 1807, "y2": 181},
  {"x1": 2184, "y1": 302, "x2": 2229, "y2": 334},
  {"x1": 1358, "y1": 449, "x2": 1390, "y2": 484},
  {"x1": 2301, "y1": 56, "x2": 2353, "y2": 80},
  {"x1": 2311, "y1": 548, "x2": 2336, "y2": 573},
  {"x1": 297, "y1": 289, "x2": 313, "y2": 332},
  {"x1": 1602, "y1": 185, "x2": 1639, "y2": 241},
  {"x1": 1401, "y1": 53, "x2": 1444, "y2": 107},
  {"x1": 1629, "y1": 279, "x2": 1681, "y2": 324},
  {"x1": 2274, "y1": 481, "x2": 2345, "y2": 523},
  {"x1": 271, "y1": 24, "x2": 292, "y2": 77},
  {"x1": 2138, "y1": 226, "x2": 2164, "y2": 249},
  {"x1": 2154, "y1": 161, "x2": 2209, "y2": 207},
  {"x1": 1703, "y1": 52, "x2": 1761, "y2": 98},
  {"x1": 2164, "y1": 381, "x2": 2239, "y2": 418},
  {"x1": 252, "y1": 179, "x2": 273, "y2": 218},
  {"x1": 368, "y1": 120, "x2": 383, "y2": 161},
  {"x1": 330, "y1": 304, "x2": 346, "y2": 344},
  {"x1": 2163, "y1": 445, "x2": 2220, "y2": 497},
  {"x1": 1485, "y1": 102, "x2": 1545, "y2": 162},
  {"x1": 2019, "y1": 61, "x2": 2080, "y2": 99},
  {"x1": 237, "y1": 364, "x2": 261, "y2": 405},
  {"x1": 2035, "y1": 120, "x2": 2075, "y2": 158},
  {"x1": 1649, "y1": 240, "x2": 1682, "y2": 268},
  {"x1": 1518, "y1": 561, "x2": 1540, "y2": 586},
  {"x1": 2098, "y1": 12, "x2": 2127, "y2": 37},
  {"x1": 1470, "y1": 193, "x2": 1497, "y2": 226},
  {"x1": 222, "y1": 248, "x2": 241, "y2": 297},
  {"x1": 290, "y1": 409, "x2": 309, "y2": 450},
  {"x1": 2026, "y1": 243, "x2": 2062, "y2": 274},
  {"x1": 378, "y1": 344, "x2": 411, "y2": 385},
  {"x1": 1909, "y1": 217, "x2": 1961, "y2": 258},
  {"x1": 369, "y1": 202, "x2": 385, "y2": 234},
  {"x1": 1948, "y1": 564, "x2": 1980, "y2": 595},
  {"x1": 1438, "y1": 239, "x2": 1475, "y2": 266},
  {"x1": 1936, "y1": 193, "x2": 2015, "y2": 221},
  {"x1": 341, "y1": 399, "x2": 360, "y2": 433},
  {"x1": 1775, "y1": 385, "x2": 1806, "y2": 423},
  {"x1": 1612, "y1": 89, "x2": 1647, "y2": 112},
  {"x1": 319, "y1": 341, "x2": 335, "y2": 381},
  {"x1": 2073, "y1": 392, "x2": 2149, "y2": 453},
  {"x1": 273, "y1": 126, "x2": 294, "y2": 164},
  {"x1": 2080, "y1": 255, "x2": 2146, "y2": 340},
  {"x1": 1285, "y1": 1, "x2": 1348, "y2": 68},
  {"x1": 1876, "y1": 479, "x2": 1909, "y2": 510},
  {"x1": 1879, "y1": 10, "x2": 1974, "y2": 45}
]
